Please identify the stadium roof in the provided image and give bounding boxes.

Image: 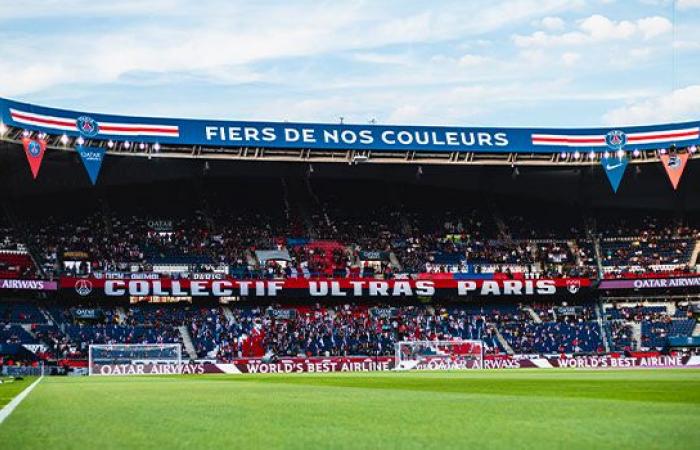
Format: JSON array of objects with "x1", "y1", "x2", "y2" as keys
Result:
[{"x1": 1, "y1": 97, "x2": 698, "y2": 167}]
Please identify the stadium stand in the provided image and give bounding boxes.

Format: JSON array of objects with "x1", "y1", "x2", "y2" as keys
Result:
[
  {"x1": 6, "y1": 298, "x2": 694, "y2": 362},
  {"x1": 0, "y1": 165, "x2": 698, "y2": 367},
  {"x1": 1, "y1": 180, "x2": 696, "y2": 281}
]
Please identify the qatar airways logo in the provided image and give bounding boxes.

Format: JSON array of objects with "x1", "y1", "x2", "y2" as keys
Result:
[
  {"x1": 204, "y1": 125, "x2": 509, "y2": 149},
  {"x1": 102, "y1": 279, "x2": 557, "y2": 297}
]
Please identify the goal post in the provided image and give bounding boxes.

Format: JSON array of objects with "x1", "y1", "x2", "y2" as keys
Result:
[
  {"x1": 394, "y1": 340, "x2": 484, "y2": 371},
  {"x1": 88, "y1": 343, "x2": 182, "y2": 376}
]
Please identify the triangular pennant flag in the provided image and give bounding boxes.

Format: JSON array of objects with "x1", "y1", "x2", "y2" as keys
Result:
[
  {"x1": 601, "y1": 156, "x2": 628, "y2": 193},
  {"x1": 660, "y1": 153, "x2": 689, "y2": 190},
  {"x1": 76, "y1": 145, "x2": 106, "y2": 185},
  {"x1": 22, "y1": 137, "x2": 46, "y2": 179}
]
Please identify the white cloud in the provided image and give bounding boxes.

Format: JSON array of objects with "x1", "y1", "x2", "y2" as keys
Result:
[
  {"x1": 540, "y1": 16, "x2": 566, "y2": 30},
  {"x1": 673, "y1": 39, "x2": 700, "y2": 50},
  {"x1": 0, "y1": 0, "x2": 589, "y2": 97},
  {"x1": 561, "y1": 52, "x2": 581, "y2": 65},
  {"x1": 678, "y1": 0, "x2": 700, "y2": 9},
  {"x1": 513, "y1": 14, "x2": 672, "y2": 47},
  {"x1": 352, "y1": 52, "x2": 412, "y2": 65},
  {"x1": 429, "y1": 53, "x2": 490, "y2": 68},
  {"x1": 386, "y1": 104, "x2": 424, "y2": 123},
  {"x1": 0, "y1": 0, "x2": 190, "y2": 20},
  {"x1": 0, "y1": 1, "x2": 694, "y2": 127},
  {"x1": 518, "y1": 49, "x2": 547, "y2": 65},
  {"x1": 602, "y1": 85, "x2": 700, "y2": 125},
  {"x1": 636, "y1": 16, "x2": 673, "y2": 39},
  {"x1": 579, "y1": 15, "x2": 637, "y2": 40},
  {"x1": 637, "y1": 0, "x2": 700, "y2": 8},
  {"x1": 457, "y1": 54, "x2": 488, "y2": 67}
]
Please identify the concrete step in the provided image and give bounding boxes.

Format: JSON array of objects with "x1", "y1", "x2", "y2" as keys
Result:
[
  {"x1": 523, "y1": 306, "x2": 542, "y2": 323},
  {"x1": 693, "y1": 322, "x2": 700, "y2": 337},
  {"x1": 178, "y1": 325, "x2": 198, "y2": 361},
  {"x1": 632, "y1": 322, "x2": 642, "y2": 350},
  {"x1": 690, "y1": 240, "x2": 700, "y2": 267},
  {"x1": 492, "y1": 326, "x2": 514, "y2": 355},
  {"x1": 222, "y1": 306, "x2": 236, "y2": 323}
]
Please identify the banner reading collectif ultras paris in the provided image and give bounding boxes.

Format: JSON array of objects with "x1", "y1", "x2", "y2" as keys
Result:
[
  {"x1": 60, "y1": 277, "x2": 590, "y2": 298},
  {"x1": 3, "y1": 97, "x2": 699, "y2": 154}
]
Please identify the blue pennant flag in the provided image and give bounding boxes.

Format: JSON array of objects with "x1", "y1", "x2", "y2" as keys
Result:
[
  {"x1": 600, "y1": 156, "x2": 628, "y2": 193},
  {"x1": 76, "y1": 145, "x2": 106, "y2": 185}
]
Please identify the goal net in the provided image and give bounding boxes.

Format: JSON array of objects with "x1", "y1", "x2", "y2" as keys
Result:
[
  {"x1": 88, "y1": 343, "x2": 182, "y2": 376},
  {"x1": 395, "y1": 340, "x2": 484, "y2": 371}
]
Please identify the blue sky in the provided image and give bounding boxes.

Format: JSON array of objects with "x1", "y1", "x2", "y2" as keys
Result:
[{"x1": 0, "y1": 0, "x2": 699, "y2": 127}]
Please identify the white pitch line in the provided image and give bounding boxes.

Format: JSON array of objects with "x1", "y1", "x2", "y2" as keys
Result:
[{"x1": 0, "y1": 376, "x2": 43, "y2": 425}]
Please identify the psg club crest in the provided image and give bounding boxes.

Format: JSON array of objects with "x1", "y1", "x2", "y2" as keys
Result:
[
  {"x1": 75, "y1": 279, "x2": 93, "y2": 297},
  {"x1": 667, "y1": 155, "x2": 682, "y2": 170},
  {"x1": 566, "y1": 279, "x2": 580, "y2": 294},
  {"x1": 605, "y1": 130, "x2": 627, "y2": 150},
  {"x1": 76, "y1": 116, "x2": 100, "y2": 137},
  {"x1": 27, "y1": 140, "x2": 42, "y2": 157}
]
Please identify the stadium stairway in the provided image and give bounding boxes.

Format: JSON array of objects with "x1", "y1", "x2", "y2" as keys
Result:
[
  {"x1": 489, "y1": 201, "x2": 509, "y2": 238},
  {"x1": 632, "y1": 322, "x2": 642, "y2": 350},
  {"x1": 592, "y1": 235, "x2": 604, "y2": 279},
  {"x1": 690, "y1": 240, "x2": 700, "y2": 267},
  {"x1": 492, "y1": 326, "x2": 514, "y2": 355},
  {"x1": 222, "y1": 306, "x2": 236, "y2": 323},
  {"x1": 524, "y1": 306, "x2": 542, "y2": 323},
  {"x1": 283, "y1": 177, "x2": 317, "y2": 238},
  {"x1": 37, "y1": 306, "x2": 54, "y2": 326},
  {"x1": 178, "y1": 325, "x2": 198, "y2": 361},
  {"x1": 568, "y1": 240, "x2": 583, "y2": 267},
  {"x1": 595, "y1": 305, "x2": 610, "y2": 353},
  {"x1": 99, "y1": 198, "x2": 112, "y2": 234},
  {"x1": 1, "y1": 204, "x2": 45, "y2": 277},
  {"x1": 20, "y1": 324, "x2": 36, "y2": 339},
  {"x1": 665, "y1": 302, "x2": 677, "y2": 317},
  {"x1": 244, "y1": 249, "x2": 258, "y2": 267},
  {"x1": 115, "y1": 306, "x2": 128, "y2": 324},
  {"x1": 389, "y1": 251, "x2": 403, "y2": 271}
]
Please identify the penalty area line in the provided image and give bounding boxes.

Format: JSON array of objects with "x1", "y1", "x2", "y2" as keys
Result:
[{"x1": 0, "y1": 376, "x2": 43, "y2": 425}]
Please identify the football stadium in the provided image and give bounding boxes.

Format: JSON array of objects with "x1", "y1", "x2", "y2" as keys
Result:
[{"x1": 1, "y1": 2, "x2": 700, "y2": 449}]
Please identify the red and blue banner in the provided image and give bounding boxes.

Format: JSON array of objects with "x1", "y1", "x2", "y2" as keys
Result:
[
  {"x1": 59, "y1": 276, "x2": 591, "y2": 298},
  {"x1": 2, "y1": 97, "x2": 699, "y2": 154},
  {"x1": 21, "y1": 137, "x2": 46, "y2": 179},
  {"x1": 76, "y1": 145, "x2": 106, "y2": 185},
  {"x1": 601, "y1": 155, "x2": 629, "y2": 193},
  {"x1": 660, "y1": 153, "x2": 689, "y2": 190}
]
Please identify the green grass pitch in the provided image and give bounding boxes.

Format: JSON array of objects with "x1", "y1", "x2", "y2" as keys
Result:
[
  {"x1": 0, "y1": 377, "x2": 35, "y2": 408},
  {"x1": 1, "y1": 369, "x2": 699, "y2": 449}
]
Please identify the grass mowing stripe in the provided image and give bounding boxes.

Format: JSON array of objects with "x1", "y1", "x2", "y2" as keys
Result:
[
  {"x1": 213, "y1": 369, "x2": 700, "y2": 404},
  {"x1": 0, "y1": 377, "x2": 42, "y2": 424}
]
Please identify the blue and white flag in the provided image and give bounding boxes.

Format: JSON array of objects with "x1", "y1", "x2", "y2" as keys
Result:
[
  {"x1": 601, "y1": 156, "x2": 628, "y2": 193},
  {"x1": 76, "y1": 145, "x2": 106, "y2": 185}
]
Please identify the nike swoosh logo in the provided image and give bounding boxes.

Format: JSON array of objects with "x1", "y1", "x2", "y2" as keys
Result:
[{"x1": 606, "y1": 163, "x2": 622, "y2": 170}]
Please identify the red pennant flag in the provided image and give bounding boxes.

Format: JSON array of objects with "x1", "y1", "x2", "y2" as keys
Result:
[
  {"x1": 660, "y1": 153, "x2": 689, "y2": 190},
  {"x1": 22, "y1": 137, "x2": 46, "y2": 179}
]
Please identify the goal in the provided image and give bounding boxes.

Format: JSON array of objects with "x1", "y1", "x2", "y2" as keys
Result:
[
  {"x1": 395, "y1": 340, "x2": 484, "y2": 371},
  {"x1": 88, "y1": 343, "x2": 182, "y2": 376}
]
